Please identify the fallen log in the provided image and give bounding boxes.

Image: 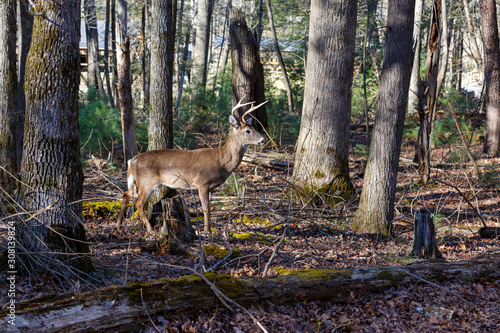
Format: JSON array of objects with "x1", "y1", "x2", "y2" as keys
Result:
[
  {"x1": 2, "y1": 254, "x2": 499, "y2": 332},
  {"x1": 479, "y1": 227, "x2": 500, "y2": 239}
]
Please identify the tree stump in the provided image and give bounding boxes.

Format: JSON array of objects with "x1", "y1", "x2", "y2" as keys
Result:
[
  {"x1": 412, "y1": 211, "x2": 442, "y2": 259},
  {"x1": 147, "y1": 187, "x2": 194, "y2": 241}
]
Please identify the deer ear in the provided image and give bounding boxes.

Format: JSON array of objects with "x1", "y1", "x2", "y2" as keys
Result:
[{"x1": 229, "y1": 115, "x2": 239, "y2": 128}]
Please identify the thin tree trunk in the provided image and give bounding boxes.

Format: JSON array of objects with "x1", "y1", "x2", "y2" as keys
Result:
[
  {"x1": 353, "y1": 0, "x2": 415, "y2": 236},
  {"x1": 18, "y1": 0, "x2": 93, "y2": 276},
  {"x1": 111, "y1": 0, "x2": 118, "y2": 107},
  {"x1": 141, "y1": 4, "x2": 150, "y2": 111},
  {"x1": 463, "y1": 0, "x2": 483, "y2": 70},
  {"x1": 264, "y1": 0, "x2": 294, "y2": 114},
  {"x1": 0, "y1": 0, "x2": 17, "y2": 191},
  {"x1": 480, "y1": 0, "x2": 500, "y2": 156},
  {"x1": 230, "y1": 8, "x2": 268, "y2": 131},
  {"x1": 84, "y1": 0, "x2": 104, "y2": 98},
  {"x1": 104, "y1": 0, "x2": 115, "y2": 108},
  {"x1": 175, "y1": 31, "x2": 190, "y2": 116},
  {"x1": 213, "y1": 0, "x2": 231, "y2": 92},
  {"x1": 116, "y1": 0, "x2": 137, "y2": 162},
  {"x1": 408, "y1": 0, "x2": 424, "y2": 114}
]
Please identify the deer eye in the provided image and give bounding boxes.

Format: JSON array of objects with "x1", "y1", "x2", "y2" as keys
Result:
[{"x1": 245, "y1": 129, "x2": 251, "y2": 134}]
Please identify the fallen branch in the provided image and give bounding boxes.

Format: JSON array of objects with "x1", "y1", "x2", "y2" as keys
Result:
[{"x1": 2, "y1": 254, "x2": 499, "y2": 332}]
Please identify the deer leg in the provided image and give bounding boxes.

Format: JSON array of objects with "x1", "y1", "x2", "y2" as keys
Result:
[
  {"x1": 116, "y1": 191, "x2": 132, "y2": 227},
  {"x1": 133, "y1": 196, "x2": 154, "y2": 234},
  {"x1": 198, "y1": 186, "x2": 211, "y2": 233}
]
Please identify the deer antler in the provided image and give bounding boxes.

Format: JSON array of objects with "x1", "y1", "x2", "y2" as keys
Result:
[
  {"x1": 231, "y1": 95, "x2": 255, "y2": 118},
  {"x1": 241, "y1": 100, "x2": 268, "y2": 124}
]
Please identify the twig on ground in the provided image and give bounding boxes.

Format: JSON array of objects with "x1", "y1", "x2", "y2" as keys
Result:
[
  {"x1": 263, "y1": 226, "x2": 288, "y2": 278},
  {"x1": 140, "y1": 288, "x2": 161, "y2": 333}
]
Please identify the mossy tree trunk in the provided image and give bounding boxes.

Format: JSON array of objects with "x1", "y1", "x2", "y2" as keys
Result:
[
  {"x1": 3, "y1": 255, "x2": 499, "y2": 332},
  {"x1": 117, "y1": 0, "x2": 137, "y2": 163},
  {"x1": 17, "y1": 0, "x2": 93, "y2": 275},
  {"x1": 0, "y1": 0, "x2": 17, "y2": 192},
  {"x1": 292, "y1": 0, "x2": 357, "y2": 205},
  {"x1": 353, "y1": 0, "x2": 415, "y2": 236},
  {"x1": 230, "y1": 8, "x2": 268, "y2": 132}
]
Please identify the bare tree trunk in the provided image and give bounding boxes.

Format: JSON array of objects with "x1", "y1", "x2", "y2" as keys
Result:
[
  {"x1": 191, "y1": 0, "x2": 214, "y2": 106},
  {"x1": 84, "y1": 0, "x2": 104, "y2": 98},
  {"x1": 213, "y1": 0, "x2": 231, "y2": 92},
  {"x1": 141, "y1": 4, "x2": 150, "y2": 111},
  {"x1": 264, "y1": 0, "x2": 294, "y2": 114},
  {"x1": 116, "y1": 0, "x2": 137, "y2": 162},
  {"x1": 149, "y1": 0, "x2": 176, "y2": 151},
  {"x1": 111, "y1": 0, "x2": 118, "y2": 107},
  {"x1": 292, "y1": 0, "x2": 357, "y2": 205},
  {"x1": 175, "y1": 31, "x2": 190, "y2": 115},
  {"x1": 463, "y1": 0, "x2": 483, "y2": 70},
  {"x1": 18, "y1": 0, "x2": 93, "y2": 276},
  {"x1": 16, "y1": 1, "x2": 33, "y2": 171},
  {"x1": 353, "y1": 0, "x2": 415, "y2": 236},
  {"x1": 0, "y1": 0, "x2": 17, "y2": 191},
  {"x1": 104, "y1": 0, "x2": 115, "y2": 108},
  {"x1": 408, "y1": 0, "x2": 424, "y2": 114},
  {"x1": 230, "y1": 8, "x2": 268, "y2": 131},
  {"x1": 480, "y1": 0, "x2": 500, "y2": 156},
  {"x1": 416, "y1": 0, "x2": 447, "y2": 184}
]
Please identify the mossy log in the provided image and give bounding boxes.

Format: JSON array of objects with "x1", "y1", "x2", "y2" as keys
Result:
[{"x1": 2, "y1": 255, "x2": 499, "y2": 332}]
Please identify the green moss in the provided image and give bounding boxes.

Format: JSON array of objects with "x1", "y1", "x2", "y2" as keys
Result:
[
  {"x1": 197, "y1": 245, "x2": 241, "y2": 259},
  {"x1": 313, "y1": 170, "x2": 326, "y2": 178},
  {"x1": 229, "y1": 231, "x2": 275, "y2": 244},
  {"x1": 240, "y1": 215, "x2": 273, "y2": 226},
  {"x1": 377, "y1": 269, "x2": 406, "y2": 284},
  {"x1": 275, "y1": 268, "x2": 353, "y2": 281},
  {"x1": 82, "y1": 201, "x2": 121, "y2": 218}
]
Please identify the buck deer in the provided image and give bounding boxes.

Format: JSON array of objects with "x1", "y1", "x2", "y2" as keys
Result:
[{"x1": 116, "y1": 99, "x2": 267, "y2": 234}]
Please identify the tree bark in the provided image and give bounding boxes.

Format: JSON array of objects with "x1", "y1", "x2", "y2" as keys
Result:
[
  {"x1": 408, "y1": 0, "x2": 424, "y2": 114},
  {"x1": 463, "y1": 0, "x2": 483, "y2": 70},
  {"x1": 353, "y1": 0, "x2": 415, "y2": 236},
  {"x1": 110, "y1": 0, "x2": 118, "y2": 107},
  {"x1": 149, "y1": 0, "x2": 176, "y2": 151},
  {"x1": 17, "y1": 0, "x2": 93, "y2": 275},
  {"x1": 292, "y1": 0, "x2": 357, "y2": 205},
  {"x1": 16, "y1": 1, "x2": 33, "y2": 171},
  {"x1": 84, "y1": 0, "x2": 104, "y2": 98},
  {"x1": 2, "y1": 255, "x2": 499, "y2": 332},
  {"x1": 0, "y1": 0, "x2": 18, "y2": 192},
  {"x1": 264, "y1": 0, "x2": 294, "y2": 114},
  {"x1": 480, "y1": 0, "x2": 500, "y2": 156},
  {"x1": 230, "y1": 8, "x2": 268, "y2": 132},
  {"x1": 412, "y1": 211, "x2": 442, "y2": 258},
  {"x1": 191, "y1": 0, "x2": 214, "y2": 105},
  {"x1": 116, "y1": 0, "x2": 137, "y2": 163},
  {"x1": 104, "y1": 0, "x2": 115, "y2": 109},
  {"x1": 141, "y1": 4, "x2": 150, "y2": 111}
]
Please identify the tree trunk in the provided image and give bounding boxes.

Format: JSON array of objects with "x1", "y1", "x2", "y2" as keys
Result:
[
  {"x1": 175, "y1": 32, "x2": 190, "y2": 116},
  {"x1": 415, "y1": 0, "x2": 443, "y2": 184},
  {"x1": 230, "y1": 8, "x2": 268, "y2": 132},
  {"x1": 480, "y1": 0, "x2": 500, "y2": 156},
  {"x1": 141, "y1": 4, "x2": 150, "y2": 111},
  {"x1": 16, "y1": 1, "x2": 33, "y2": 171},
  {"x1": 84, "y1": 0, "x2": 104, "y2": 99},
  {"x1": 104, "y1": 0, "x2": 115, "y2": 109},
  {"x1": 149, "y1": 0, "x2": 176, "y2": 151},
  {"x1": 412, "y1": 211, "x2": 442, "y2": 258},
  {"x1": 264, "y1": 0, "x2": 294, "y2": 114},
  {"x1": 408, "y1": 0, "x2": 424, "y2": 114},
  {"x1": 292, "y1": 0, "x2": 357, "y2": 205},
  {"x1": 116, "y1": 0, "x2": 137, "y2": 163},
  {"x1": 17, "y1": 0, "x2": 93, "y2": 276},
  {"x1": 463, "y1": 0, "x2": 483, "y2": 71},
  {"x1": 191, "y1": 0, "x2": 214, "y2": 106},
  {"x1": 3, "y1": 255, "x2": 499, "y2": 332},
  {"x1": 353, "y1": 0, "x2": 415, "y2": 236},
  {"x1": 111, "y1": 0, "x2": 118, "y2": 107},
  {"x1": 0, "y1": 0, "x2": 18, "y2": 192}
]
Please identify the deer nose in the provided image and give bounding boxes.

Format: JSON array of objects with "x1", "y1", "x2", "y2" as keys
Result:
[{"x1": 257, "y1": 137, "x2": 266, "y2": 145}]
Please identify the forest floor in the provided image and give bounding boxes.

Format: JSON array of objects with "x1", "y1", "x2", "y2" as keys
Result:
[{"x1": 1, "y1": 130, "x2": 500, "y2": 332}]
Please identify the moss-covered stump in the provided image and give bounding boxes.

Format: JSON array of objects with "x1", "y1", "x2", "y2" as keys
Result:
[{"x1": 1, "y1": 254, "x2": 499, "y2": 332}]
